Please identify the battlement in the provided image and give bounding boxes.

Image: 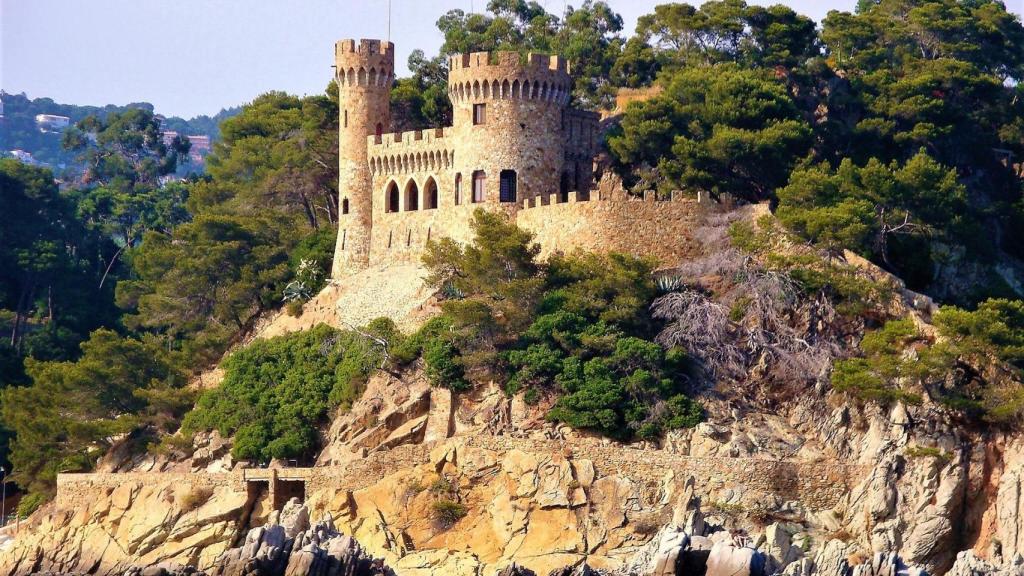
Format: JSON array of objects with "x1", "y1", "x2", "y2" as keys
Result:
[
  {"x1": 447, "y1": 50, "x2": 572, "y2": 105},
  {"x1": 518, "y1": 189, "x2": 700, "y2": 210},
  {"x1": 367, "y1": 129, "x2": 454, "y2": 176},
  {"x1": 449, "y1": 51, "x2": 569, "y2": 74},
  {"x1": 368, "y1": 127, "x2": 449, "y2": 149},
  {"x1": 335, "y1": 39, "x2": 394, "y2": 88},
  {"x1": 335, "y1": 39, "x2": 393, "y2": 57}
]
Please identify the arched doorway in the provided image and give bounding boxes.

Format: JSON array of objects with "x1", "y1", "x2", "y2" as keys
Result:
[
  {"x1": 404, "y1": 179, "x2": 419, "y2": 211},
  {"x1": 385, "y1": 182, "x2": 399, "y2": 213},
  {"x1": 424, "y1": 177, "x2": 438, "y2": 209}
]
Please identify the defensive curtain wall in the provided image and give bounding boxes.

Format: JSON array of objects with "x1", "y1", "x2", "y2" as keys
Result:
[{"x1": 57, "y1": 436, "x2": 869, "y2": 515}]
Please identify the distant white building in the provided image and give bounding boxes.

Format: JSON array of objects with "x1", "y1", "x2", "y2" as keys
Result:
[
  {"x1": 8, "y1": 150, "x2": 43, "y2": 166},
  {"x1": 35, "y1": 114, "x2": 70, "y2": 132}
]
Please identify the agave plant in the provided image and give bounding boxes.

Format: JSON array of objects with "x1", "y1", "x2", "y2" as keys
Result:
[
  {"x1": 283, "y1": 280, "x2": 312, "y2": 302},
  {"x1": 440, "y1": 281, "x2": 465, "y2": 300},
  {"x1": 655, "y1": 275, "x2": 683, "y2": 294}
]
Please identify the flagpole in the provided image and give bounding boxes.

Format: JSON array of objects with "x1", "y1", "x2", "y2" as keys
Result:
[{"x1": 387, "y1": 0, "x2": 391, "y2": 42}]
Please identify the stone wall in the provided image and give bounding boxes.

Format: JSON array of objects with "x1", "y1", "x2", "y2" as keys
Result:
[
  {"x1": 334, "y1": 189, "x2": 714, "y2": 268},
  {"x1": 56, "y1": 435, "x2": 866, "y2": 514},
  {"x1": 516, "y1": 191, "x2": 711, "y2": 265}
]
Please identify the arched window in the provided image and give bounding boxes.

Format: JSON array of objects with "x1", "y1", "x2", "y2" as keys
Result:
[
  {"x1": 472, "y1": 170, "x2": 486, "y2": 203},
  {"x1": 454, "y1": 173, "x2": 462, "y2": 205},
  {"x1": 424, "y1": 177, "x2": 438, "y2": 209},
  {"x1": 375, "y1": 122, "x2": 383, "y2": 144},
  {"x1": 404, "y1": 179, "x2": 419, "y2": 211},
  {"x1": 385, "y1": 182, "x2": 399, "y2": 213},
  {"x1": 499, "y1": 170, "x2": 517, "y2": 203},
  {"x1": 342, "y1": 197, "x2": 350, "y2": 214},
  {"x1": 344, "y1": 110, "x2": 348, "y2": 128}
]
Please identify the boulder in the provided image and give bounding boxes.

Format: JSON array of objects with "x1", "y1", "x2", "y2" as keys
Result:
[{"x1": 705, "y1": 541, "x2": 766, "y2": 576}]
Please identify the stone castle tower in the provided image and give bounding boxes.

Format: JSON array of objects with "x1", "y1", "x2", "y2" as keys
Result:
[
  {"x1": 332, "y1": 39, "x2": 394, "y2": 276},
  {"x1": 329, "y1": 39, "x2": 705, "y2": 278}
]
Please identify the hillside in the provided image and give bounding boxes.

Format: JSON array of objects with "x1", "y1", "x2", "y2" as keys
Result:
[
  {"x1": 1, "y1": 0, "x2": 1024, "y2": 575},
  {"x1": 0, "y1": 91, "x2": 240, "y2": 175}
]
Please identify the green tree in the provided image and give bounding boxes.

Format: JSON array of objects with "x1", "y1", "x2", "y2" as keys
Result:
[
  {"x1": 777, "y1": 150, "x2": 966, "y2": 284},
  {"x1": 608, "y1": 63, "x2": 812, "y2": 199},
  {"x1": 1, "y1": 330, "x2": 186, "y2": 495},
  {"x1": 117, "y1": 88, "x2": 340, "y2": 367},
  {"x1": 181, "y1": 323, "x2": 388, "y2": 462},
  {"x1": 62, "y1": 108, "x2": 191, "y2": 288}
]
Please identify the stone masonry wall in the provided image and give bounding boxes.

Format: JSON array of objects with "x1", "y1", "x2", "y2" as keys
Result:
[
  {"x1": 516, "y1": 191, "x2": 711, "y2": 265},
  {"x1": 56, "y1": 435, "x2": 866, "y2": 514},
  {"x1": 336, "y1": 188, "x2": 714, "y2": 267}
]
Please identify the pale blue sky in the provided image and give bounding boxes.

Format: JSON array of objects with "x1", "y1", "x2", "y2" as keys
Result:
[{"x1": 2, "y1": 0, "x2": 1021, "y2": 118}]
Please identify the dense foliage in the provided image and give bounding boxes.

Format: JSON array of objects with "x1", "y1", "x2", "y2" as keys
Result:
[
  {"x1": 1, "y1": 330, "x2": 188, "y2": 495},
  {"x1": 3, "y1": 0, "x2": 1024, "y2": 510},
  {"x1": 117, "y1": 90, "x2": 339, "y2": 366},
  {"x1": 832, "y1": 300, "x2": 1024, "y2": 422},
  {"x1": 403, "y1": 210, "x2": 702, "y2": 439},
  {"x1": 603, "y1": 0, "x2": 1023, "y2": 305},
  {"x1": 182, "y1": 323, "x2": 391, "y2": 462},
  {"x1": 0, "y1": 87, "x2": 339, "y2": 496}
]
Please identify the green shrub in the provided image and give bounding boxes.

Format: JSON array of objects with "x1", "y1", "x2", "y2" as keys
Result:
[
  {"x1": 418, "y1": 211, "x2": 703, "y2": 441},
  {"x1": 181, "y1": 323, "x2": 386, "y2": 462},
  {"x1": 831, "y1": 319, "x2": 925, "y2": 405},
  {"x1": 904, "y1": 445, "x2": 950, "y2": 463},
  {"x1": 429, "y1": 475, "x2": 455, "y2": 495},
  {"x1": 17, "y1": 492, "x2": 46, "y2": 518},
  {"x1": 431, "y1": 499, "x2": 467, "y2": 529}
]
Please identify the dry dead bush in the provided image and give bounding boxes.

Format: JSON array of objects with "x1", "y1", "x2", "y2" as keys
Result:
[
  {"x1": 179, "y1": 486, "x2": 213, "y2": 512},
  {"x1": 652, "y1": 212, "x2": 843, "y2": 403}
]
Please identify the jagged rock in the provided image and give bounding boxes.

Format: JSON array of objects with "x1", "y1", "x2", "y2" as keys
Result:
[
  {"x1": 620, "y1": 525, "x2": 689, "y2": 576},
  {"x1": 812, "y1": 539, "x2": 854, "y2": 576},
  {"x1": 496, "y1": 564, "x2": 538, "y2": 576},
  {"x1": 783, "y1": 558, "x2": 816, "y2": 576},
  {"x1": 947, "y1": 551, "x2": 1024, "y2": 576},
  {"x1": 546, "y1": 564, "x2": 604, "y2": 576},
  {"x1": 279, "y1": 497, "x2": 311, "y2": 539},
  {"x1": 758, "y1": 523, "x2": 802, "y2": 574},
  {"x1": 705, "y1": 541, "x2": 766, "y2": 576},
  {"x1": 212, "y1": 508, "x2": 388, "y2": 576},
  {"x1": 851, "y1": 552, "x2": 929, "y2": 576}
]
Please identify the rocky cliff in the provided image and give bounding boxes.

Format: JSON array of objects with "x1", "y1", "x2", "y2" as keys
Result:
[
  {"x1": 4, "y1": 209, "x2": 1024, "y2": 576},
  {"x1": 4, "y1": 359, "x2": 1024, "y2": 576}
]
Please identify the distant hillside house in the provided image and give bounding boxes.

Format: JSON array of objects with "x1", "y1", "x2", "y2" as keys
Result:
[
  {"x1": 162, "y1": 131, "x2": 212, "y2": 165},
  {"x1": 186, "y1": 135, "x2": 211, "y2": 164},
  {"x1": 34, "y1": 114, "x2": 70, "y2": 132},
  {"x1": 8, "y1": 149, "x2": 44, "y2": 166}
]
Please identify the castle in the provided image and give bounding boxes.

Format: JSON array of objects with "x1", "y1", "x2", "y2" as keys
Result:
[{"x1": 331, "y1": 39, "x2": 709, "y2": 277}]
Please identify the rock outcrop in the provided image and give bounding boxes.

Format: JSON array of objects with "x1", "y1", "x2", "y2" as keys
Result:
[{"x1": 210, "y1": 501, "x2": 388, "y2": 576}]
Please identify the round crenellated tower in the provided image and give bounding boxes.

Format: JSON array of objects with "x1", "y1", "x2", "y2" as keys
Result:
[
  {"x1": 332, "y1": 39, "x2": 393, "y2": 276},
  {"x1": 447, "y1": 52, "x2": 573, "y2": 205}
]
